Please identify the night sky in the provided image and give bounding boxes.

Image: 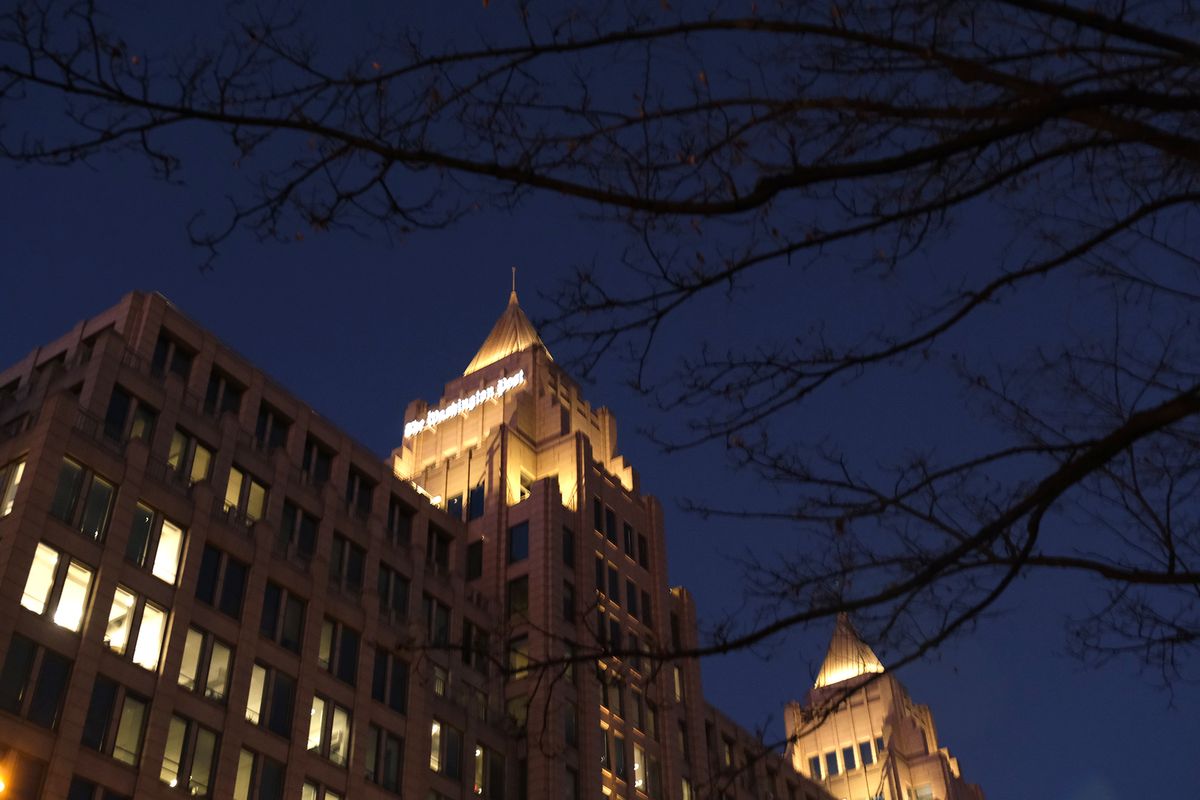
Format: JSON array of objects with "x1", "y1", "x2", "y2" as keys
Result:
[{"x1": 2, "y1": 4, "x2": 1196, "y2": 798}]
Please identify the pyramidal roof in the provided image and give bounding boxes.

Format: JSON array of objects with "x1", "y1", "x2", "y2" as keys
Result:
[
  {"x1": 463, "y1": 289, "x2": 552, "y2": 376},
  {"x1": 813, "y1": 613, "x2": 886, "y2": 689}
]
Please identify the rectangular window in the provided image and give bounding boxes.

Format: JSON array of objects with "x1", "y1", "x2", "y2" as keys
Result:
[
  {"x1": 15, "y1": 639, "x2": 70, "y2": 730},
  {"x1": 387, "y1": 495, "x2": 413, "y2": 547},
  {"x1": 104, "y1": 385, "x2": 157, "y2": 442},
  {"x1": 825, "y1": 751, "x2": 840, "y2": 777},
  {"x1": 21, "y1": 542, "x2": 94, "y2": 633},
  {"x1": 634, "y1": 743, "x2": 646, "y2": 791},
  {"x1": 177, "y1": 626, "x2": 233, "y2": 702},
  {"x1": 637, "y1": 533, "x2": 649, "y2": 569},
  {"x1": 109, "y1": 590, "x2": 167, "y2": 671},
  {"x1": 245, "y1": 664, "x2": 295, "y2": 738},
  {"x1": 194, "y1": 544, "x2": 248, "y2": 620},
  {"x1": 679, "y1": 721, "x2": 690, "y2": 764},
  {"x1": 160, "y1": 714, "x2": 217, "y2": 796},
  {"x1": 626, "y1": 580, "x2": 639, "y2": 619},
  {"x1": 260, "y1": 581, "x2": 306, "y2": 654},
  {"x1": 641, "y1": 590, "x2": 652, "y2": 627},
  {"x1": 632, "y1": 687, "x2": 645, "y2": 731},
  {"x1": 224, "y1": 465, "x2": 268, "y2": 523},
  {"x1": 623, "y1": 523, "x2": 635, "y2": 557},
  {"x1": 607, "y1": 566, "x2": 620, "y2": 602},
  {"x1": 168, "y1": 428, "x2": 213, "y2": 485},
  {"x1": 318, "y1": 618, "x2": 360, "y2": 686},
  {"x1": 82, "y1": 675, "x2": 148, "y2": 766},
  {"x1": 446, "y1": 493, "x2": 463, "y2": 520},
  {"x1": 842, "y1": 745, "x2": 857, "y2": 771},
  {"x1": 307, "y1": 696, "x2": 351, "y2": 766},
  {"x1": 423, "y1": 595, "x2": 451, "y2": 646},
  {"x1": 378, "y1": 564, "x2": 410, "y2": 619},
  {"x1": 125, "y1": 502, "x2": 184, "y2": 584},
  {"x1": 465, "y1": 540, "x2": 483, "y2": 581},
  {"x1": 564, "y1": 702, "x2": 578, "y2": 747},
  {"x1": 329, "y1": 533, "x2": 365, "y2": 595},
  {"x1": 605, "y1": 507, "x2": 617, "y2": 544},
  {"x1": 594, "y1": 555, "x2": 605, "y2": 593},
  {"x1": 508, "y1": 636, "x2": 530, "y2": 680},
  {"x1": 859, "y1": 739, "x2": 875, "y2": 766},
  {"x1": 429, "y1": 720, "x2": 462, "y2": 778},
  {"x1": 371, "y1": 647, "x2": 409, "y2": 714},
  {"x1": 461, "y1": 620, "x2": 489, "y2": 675},
  {"x1": 507, "y1": 576, "x2": 529, "y2": 620},
  {"x1": 277, "y1": 500, "x2": 318, "y2": 564},
  {"x1": 508, "y1": 521, "x2": 529, "y2": 563},
  {"x1": 203, "y1": 367, "x2": 243, "y2": 417},
  {"x1": 346, "y1": 466, "x2": 375, "y2": 517},
  {"x1": 151, "y1": 331, "x2": 194, "y2": 381},
  {"x1": 365, "y1": 724, "x2": 404, "y2": 792},
  {"x1": 426, "y1": 525, "x2": 451, "y2": 574},
  {"x1": 233, "y1": 748, "x2": 285, "y2": 800},
  {"x1": 468, "y1": 482, "x2": 485, "y2": 520},
  {"x1": 614, "y1": 732, "x2": 627, "y2": 780},
  {"x1": 301, "y1": 434, "x2": 334, "y2": 486},
  {"x1": 50, "y1": 457, "x2": 115, "y2": 541},
  {"x1": 474, "y1": 744, "x2": 505, "y2": 800},
  {"x1": 254, "y1": 401, "x2": 291, "y2": 451},
  {"x1": 562, "y1": 526, "x2": 574, "y2": 568},
  {"x1": 0, "y1": 457, "x2": 26, "y2": 516}
]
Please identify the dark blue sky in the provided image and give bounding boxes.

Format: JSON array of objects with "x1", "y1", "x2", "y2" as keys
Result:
[{"x1": 3, "y1": 4, "x2": 1196, "y2": 798}]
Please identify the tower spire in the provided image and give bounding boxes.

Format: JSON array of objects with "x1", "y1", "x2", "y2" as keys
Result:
[
  {"x1": 463, "y1": 275, "x2": 552, "y2": 375},
  {"x1": 813, "y1": 613, "x2": 885, "y2": 689}
]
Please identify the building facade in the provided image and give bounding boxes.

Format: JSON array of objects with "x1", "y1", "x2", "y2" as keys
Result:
[
  {"x1": 0, "y1": 290, "x2": 839, "y2": 800},
  {"x1": 785, "y1": 616, "x2": 985, "y2": 800}
]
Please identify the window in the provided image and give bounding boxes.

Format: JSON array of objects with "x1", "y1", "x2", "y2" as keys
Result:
[
  {"x1": 678, "y1": 721, "x2": 690, "y2": 763},
  {"x1": 722, "y1": 737, "x2": 735, "y2": 767},
  {"x1": 125, "y1": 502, "x2": 184, "y2": 584},
  {"x1": 645, "y1": 701, "x2": 658, "y2": 740},
  {"x1": 623, "y1": 523, "x2": 635, "y2": 557},
  {"x1": 461, "y1": 619, "x2": 490, "y2": 675},
  {"x1": 433, "y1": 664, "x2": 449, "y2": 697},
  {"x1": 50, "y1": 457, "x2": 115, "y2": 540},
  {"x1": 607, "y1": 565, "x2": 620, "y2": 601},
  {"x1": 378, "y1": 564, "x2": 410, "y2": 619},
  {"x1": 466, "y1": 540, "x2": 483, "y2": 581},
  {"x1": 595, "y1": 555, "x2": 605, "y2": 593},
  {"x1": 372, "y1": 647, "x2": 409, "y2": 713},
  {"x1": 254, "y1": 401, "x2": 291, "y2": 451},
  {"x1": 626, "y1": 580, "x2": 639, "y2": 619},
  {"x1": 426, "y1": 524, "x2": 451, "y2": 573},
  {"x1": 21, "y1": 541, "x2": 93, "y2": 632},
  {"x1": 224, "y1": 465, "x2": 268, "y2": 523},
  {"x1": 876, "y1": 736, "x2": 885, "y2": 755},
  {"x1": 178, "y1": 626, "x2": 233, "y2": 702},
  {"x1": 429, "y1": 719, "x2": 462, "y2": 778},
  {"x1": 474, "y1": 743, "x2": 505, "y2": 800},
  {"x1": 507, "y1": 576, "x2": 529, "y2": 620},
  {"x1": 103, "y1": 586, "x2": 167, "y2": 670},
  {"x1": 245, "y1": 664, "x2": 296, "y2": 737},
  {"x1": 824, "y1": 751, "x2": 840, "y2": 777},
  {"x1": 318, "y1": 618, "x2": 360, "y2": 686},
  {"x1": 614, "y1": 731, "x2": 628, "y2": 780},
  {"x1": 301, "y1": 435, "x2": 333, "y2": 485},
  {"x1": 562, "y1": 526, "x2": 574, "y2": 568},
  {"x1": 168, "y1": 428, "x2": 213, "y2": 485},
  {"x1": 673, "y1": 666, "x2": 684, "y2": 702},
  {"x1": 600, "y1": 724, "x2": 611, "y2": 772},
  {"x1": 346, "y1": 465, "x2": 374, "y2": 517},
  {"x1": 468, "y1": 481, "x2": 485, "y2": 520},
  {"x1": 423, "y1": 595, "x2": 451, "y2": 646},
  {"x1": 842, "y1": 745, "x2": 857, "y2": 771},
  {"x1": 302, "y1": 781, "x2": 343, "y2": 800},
  {"x1": 446, "y1": 493, "x2": 463, "y2": 520},
  {"x1": 631, "y1": 687, "x2": 645, "y2": 731},
  {"x1": 81, "y1": 676, "x2": 148, "y2": 765},
  {"x1": 103, "y1": 385, "x2": 157, "y2": 442},
  {"x1": 563, "y1": 580, "x2": 575, "y2": 622},
  {"x1": 605, "y1": 507, "x2": 617, "y2": 544},
  {"x1": 277, "y1": 500, "x2": 318, "y2": 564},
  {"x1": 151, "y1": 331, "x2": 194, "y2": 381},
  {"x1": 508, "y1": 636, "x2": 530, "y2": 680},
  {"x1": 68, "y1": 776, "x2": 131, "y2": 800},
  {"x1": 365, "y1": 724, "x2": 403, "y2": 793},
  {"x1": 634, "y1": 743, "x2": 646, "y2": 791},
  {"x1": 160, "y1": 714, "x2": 217, "y2": 796},
  {"x1": 681, "y1": 778, "x2": 696, "y2": 800},
  {"x1": 329, "y1": 533, "x2": 365, "y2": 594},
  {"x1": 0, "y1": 633, "x2": 72, "y2": 729},
  {"x1": 637, "y1": 533, "x2": 649, "y2": 569},
  {"x1": 508, "y1": 521, "x2": 529, "y2": 563},
  {"x1": 387, "y1": 495, "x2": 413, "y2": 547},
  {"x1": 307, "y1": 696, "x2": 351, "y2": 766},
  {"x1": 0, "y1": 457, "x2": 25, "y2": 516},
  {"x1": 859, "y1": 739, "x2": 876, "y2": 766},
  {"x1": 233, "y1": 749, "x2": 285, "y2": 800},
  {"x1": 195, "y1": 544, "x2": 248, "y2": 619},
  {"x1": 203, "y1": 367, "x2": 242, "y2": 417},
  {"x1": 260, "y1": 581, "x2": 306, "y2": 653}
]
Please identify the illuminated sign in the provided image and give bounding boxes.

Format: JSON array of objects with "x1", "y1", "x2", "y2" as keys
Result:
[{"x1": 404, "y1": 370, "x2": 525, "y2": 438}]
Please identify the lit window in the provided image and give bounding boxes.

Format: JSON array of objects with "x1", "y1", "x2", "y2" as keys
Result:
[
  {"x1": 245, "y1": 664, "x2": 295, "y2": 737},
  {"x1": 126, "y1": 503, "x2": 185, "y2": 585},
  {"x1": 160, "y1": 715, "x2": 217, "y2": 795},
  {"x1": 52, "y1": 557, "x2": 93, "y2": 632},
  {"x1": 168, "y1": 428, "x2": 213, "y2": 485},
  {"x1": 317, "y1": 618, "x2": 359, "y2": 686},
  {"x1": 430, "y1": 719, "x2": 462, "y2": 777},
  {"x1": 224, "y1": 465, "x2": 267, "y2": 523},
  {"x1": 508, "y1": 636, "x2": 530, "y2": 680},
  {"x1": 233, "y1": 748, "x2": 284, "y2": 800},
  {"x1": 307, "y1": 696, "x2": 350, "y2": 765},
  {"x1": 634, "y1": 744, "x2": 646, "y2": 790},
  {"x1": 0, "y1": 633, "x2": 72, "y2": 729},
  {"x1": 131, "y1": 602, "x2": 167, "y2": 671},
  {"x1": 0, "y1": 457, "x2": 25, "y2": 516},
  {"x1": 178, "y1": 626, "x2": 233, "y2": 702},
  {"x1": 21, "y1": 542, "x2": 60, "y2": 615},
  {"x1": 104, "y1": 587, "x2": 137, "y2": 654}
]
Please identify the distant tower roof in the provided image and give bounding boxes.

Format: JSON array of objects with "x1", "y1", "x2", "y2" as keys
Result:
[
  {"x1": 463, "y1": 287, "x2": 552, "y2": 376},
  {"x1": 813, "y1": 613, "x2": 886, "y2": 689}
]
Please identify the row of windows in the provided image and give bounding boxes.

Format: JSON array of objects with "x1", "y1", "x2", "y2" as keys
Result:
[
  {"x1": 592, "y1": 496, "x2": 650, "y2": 571},
  {"x1": 808, "y1": 736, "x2": 885, "y2": 779},
  {"x1": 595, "y1": 557, "x2": 653, "y2": 627}
]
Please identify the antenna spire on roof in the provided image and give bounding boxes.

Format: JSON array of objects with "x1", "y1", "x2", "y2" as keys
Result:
[{"x1": 512, "y1": 266, "x2": 517, "y2": 294}]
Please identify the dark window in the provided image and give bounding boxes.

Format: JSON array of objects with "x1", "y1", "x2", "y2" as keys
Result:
[
  {"x1": 103, "y1": 385, "x2": 131, "y2": 440},
  {"x1": 614, "y1": 732, "x2": 627, "y2": 780},
  {"x1": 254, "y1": 401, "x2": 291, "y2": 451},
  {"x1": 0, "y1": 634, "x2": 71, "y2": 729},
  {"x1": 468, "y1": 482, "x2": 485, "y2": 520},
  {"x1": 623, "y1": 523, "x2": 635, "y2": 557},
  {"x1": 465, "y1": 540, "x2": 483, "y2": 581},
  {"x1": 842, "y1": 745, "x2": 857, "y2": 771},
  {"x1": 81, "y1": 676, "x2": 147, "y2": 765},
  {"x1": 194, "y1": 544, "x2": 248, "y2": 620},
  {"x1": 562, "y1": 526, "x2": 574, "y2": 568},
  {"x1": 608, "y1": 566, "x2": 620, "y2": 601},
  {"x1": 246, "y1": 664, "x2": 295, "y2": 738},
  {"x1": 378, "y1": 564, "x2": 410, "y2": 619},
  {"x1": 426, "y1": 525, "x2": 451, "y2": 574},
  {"x1": 637, "y1": 533, "x2": 649, "y2": 569},
  {"x1": 346, "y1": 466, "x2": 374, "y2": 517},
  {"x1": 563, "y1": 581, "x2": 575, "y2": 622},
  {"x1": 808, "y1": 756, "x2": 822, "y2": 779},
  {"x1": 423, "y1": 595, "x2": 451, "y2": 646},
  {"x1": 151, "y1": 332, "x2": 193, "y2": 381},
  {"x1": 507, "y1": 577, "x2": 529, "y2": 620},
  {"x1": 605, "y1": 508, "x2": 617, "y2": 544},
  {"x1": 446, "y1": 493, "x2": 463, "y2": 520},
  {"x1": 50, "y1": 458, "x2": 114, "y2": 541},
  {"x1": 365, "y1": 724, "x2": 404, "y2": 792},
  {"x1": 301, "y1": 435, "x2": 333, "y2": 485},
  {"x1": 318, "y1": 618, "x2": 360, "y2": 686},
  {"x1": 260, "y1": 582, "x2": 306, "y2": 653},
  {"x1": 277, "y1": 500, "x2": 318, "y2": 564},
  {"x1": 329, "y1": 533, "x2": 365, "y2": 595},
  {"x1": 203, "y1": 367, "x2": 242, "y2": 417},
  {"x1": 626, "y1": 580, "x2": 639, "y2": 619},
  {"x1": 371, "y1": 648, "x2": 409, "y2": 714},
  {"x1": 859, "y1": 740, "x2": 875, "y2": 766},
  {"x1": 825, "y1": 751, "x2": 840, "y2": 777},
  {"x1": 461, "y1": 620, "x2": 490, "y2": 676},
  {"x1": 595, "y1": 556, "x2": 605, "y2": 593},
  {"x1": 508, "y1": 521, "x2": 529, "y2": 563},
  {"x1": 387, "y1": 496, "x2": 413, "y2": 547}
]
